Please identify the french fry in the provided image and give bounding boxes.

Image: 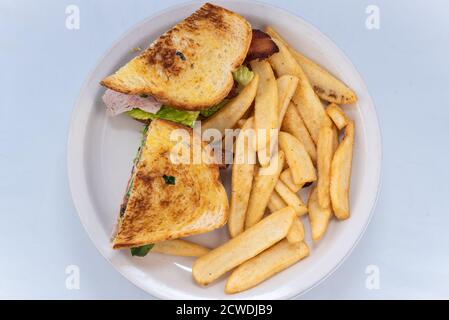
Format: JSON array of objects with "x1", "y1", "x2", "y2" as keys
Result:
[
  {"x1": 282, "y1": 103, "x2": 317, "y2": 163},
  {"x1": 330, "y1": 120, "x2": 355, "y2": 220},
  {"x1": 317, "y1": 123, "x2": 338, "y2": 209},
  {"x1": 274, "y1": 180, "x2": 307, "y2": 216},
  {"x1": 152, "y1": 240, "x2": 209, "y2": 257},
  {"x1": 249, "y1": 60, "x2": 278, "y2": 167},
  {"x1": 286, "y1": 218, "x2": 305, "y2": 243},
  {"x1": 267, "y1": 189, "x2": 303, "y2": 243},
  {"x1": 202, "y1": 74, "x2": 259, "y2": 136},
  {"x1": 267, "y1": 190, "x2": 287, "y2": 213},
  {"x1": 229, "y1": 118, "x2": 256, "y2": 237},
  {"x1": 236, "y1": 119, "x2": 247, "y2": 129},
  {"x1": 268, "y1": 37, "x2": 330, "y2": 143},
  {"x1": 225, "y1": 240, "x2": 309, "y2": 294},
  {"x1": 193, "y1": 207, "x2": 296, "y2": 286},
  {"x1": 326, "y1": 103, "x2": 348, "y2": 130},
  {"x1": 277, "y1": 75, "x2": 299, "y2": 125},
  {"x1": 265, "y1": 26, "x2": 357, "y2": 104},
  {"x1": 278, "y1": 132, "x2": 316, "y2": 185},
  {"x1": 308, "y1": 187, "x2": 332, "y2": 241},
  {"x1": 279, "y1": 168, "x2": 303, "y2": 193},
  {"x1": 282, "y1": 156, "x2": 289, "y2": 170},
  {"x1": 245, "y1": 151, "x2": 285, "y2": 228}
]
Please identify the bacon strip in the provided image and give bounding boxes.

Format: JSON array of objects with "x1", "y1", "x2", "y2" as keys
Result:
[{"x1": 246, "y1": 29, "x2": 279, "y2": 62}]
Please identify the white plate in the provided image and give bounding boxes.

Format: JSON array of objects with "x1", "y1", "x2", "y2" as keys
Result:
[{"x1": 68, "y1": 0, "x2": 381, "y2": 299}]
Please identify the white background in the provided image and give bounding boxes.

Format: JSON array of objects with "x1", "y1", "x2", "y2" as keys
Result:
[{"x1": 1, "y1": 0, "x2": 448, "y2": 299}]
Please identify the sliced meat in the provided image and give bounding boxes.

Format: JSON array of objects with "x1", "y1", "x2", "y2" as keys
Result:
[
  {"x1": 102, "y1": 89, "x2": 162, "y2": 116},
  {"x1": 246, "y1": 29, "x2": 279, "y2": 62}
]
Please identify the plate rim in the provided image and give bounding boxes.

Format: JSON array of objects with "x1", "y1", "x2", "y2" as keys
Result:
[{"x1": 67, "y1": 0, "x2": 382, "y2": 300}]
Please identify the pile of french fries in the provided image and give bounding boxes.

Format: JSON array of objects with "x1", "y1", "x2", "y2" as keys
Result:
[{"x1": 152, "y1": 27, "x2": 357, "y2": 294}]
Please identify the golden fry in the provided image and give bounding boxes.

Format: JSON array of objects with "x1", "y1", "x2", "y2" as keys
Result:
[
  {"x1": 330, "y1": 121, "x2": 355, "y2": 220},
  {"x1": 229, "y1": 117, "x2": 256, "y2": 237},
  {"x1": 245, "y1": 151, "x2": 285, "y2": 228},
  {"x1": 286, "y1": 218, "x2": 305, "y2": 244},
  {"x1": 279, "y1": 168, "x2": 303, "y2": 193},
  {"x1": 282, "y1": 103, "x2": 317, "y2": 163},
  {"x1": 152, "y1": 239, "x2": 209, "y2": 257},
  {"x1": 193, "y1": 207, "x2": 296, "y2": 286},
  {"x1": 267, "y1": 190, "x2": 287, "y2": 213},
  {"x1": 308, "y1": 187, "x2": 332, "y2": 241},
  {"x1": 317, "y1": 123, "x2": 338, "y2": 209},
  {"x1": 278, "y1": 132, "x2": 316, "y2": 185},
  {"x1": 265, "y1": 26, "x2": 357, "y2": 104},
  {"x1": 202, "y1": 74, "x2": 259, "y2": 136},
  {"x1": 275, "y1": 180, "x2": 307, "y2": 216},
  {"x1": 268, "y1": 37, "x2": 329, "y2": 143},
  {"x1": 326, "y1": 103, "x2": 348, "y2": 130},
  {"x1": 277, "y1": 75, "x2": 299, "y2": 125},
  {"x1": 249, "y1": 60, "x2": 278, "y2": 167},
  {"x1": 225, "y1": 240, "x2": 309, "y2": 294}
]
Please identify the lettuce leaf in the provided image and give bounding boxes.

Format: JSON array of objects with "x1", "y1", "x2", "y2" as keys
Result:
[
  {"x1": 127, "y1": 108, "x2": 154, "y2": 120},
  {"x1": 200, "y1": 99, "x2": 229, "y2": 118},
  {"x1": 127, "y1": 106, "x2": 199, "y2": 127},
  {"x1": 126, "y1": 66, "x2": 252, "y2": 123},
  {"x1": 155, "y1": 106, "x2": 199, "y2": 127},
  {"x1": 130, "y1": 244, "x2": 154, "y2": 257},
  {"x1": 232, "y1": 65, "x2": 254, "y2": 86}
]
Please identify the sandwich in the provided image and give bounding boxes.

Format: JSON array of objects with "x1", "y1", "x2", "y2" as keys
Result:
[
  {"x1": 101, "y1": 3, "x2": 252, "y2": 127},
  {"x1": 112, "y1": 119, "x2": 228, "y2": 253},
  {"x1": 100, "y1": 3, "x2": 279, "y2": 127},
  {"x1": 107, "y1": 3, "x2": 280, "y2": 256}
]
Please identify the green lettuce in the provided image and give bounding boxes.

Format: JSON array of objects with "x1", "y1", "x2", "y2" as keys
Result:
[
  {"x1": 232, "y1": 65, "x2": 254, "y2": 86},
  {"x1": 127, "y1": 125, "x2": 149, "y2": 198},
  {"x1": 127, "y1": 66, "x2": 253, "y2": 122},
  {"x1": 200, "y1": 99, "x2": 229, "y2": 118},
  {"x1": 126, "y1": 108, "x2": 152, "y2": 120},
  {"x1": 130, "y1": 244, "x2": 154, "y2": 257},
  {"x1": 127, "y1": 106, "x2": 199, "y2": 127}
]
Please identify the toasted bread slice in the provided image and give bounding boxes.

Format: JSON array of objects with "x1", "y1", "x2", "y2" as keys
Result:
[
  {"x1": 101, "y1": 3, "x2": 252, "y2": 110},
  {"x1": 112, "y1": 119, "x2": 228, "y2": 249}
]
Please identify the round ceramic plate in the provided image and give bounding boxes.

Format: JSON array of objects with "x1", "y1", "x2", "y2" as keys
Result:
[{"x1": 68, "y1": 0, "x2": 381, "y2": 299}]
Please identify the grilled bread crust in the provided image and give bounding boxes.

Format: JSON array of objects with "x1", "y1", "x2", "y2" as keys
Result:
[
  {"x1": 101, "y1": 3, "x2": 252, "y2": 110},
  {"x1": 112, "y1": 119, "x2": 229, "y2": 249}
]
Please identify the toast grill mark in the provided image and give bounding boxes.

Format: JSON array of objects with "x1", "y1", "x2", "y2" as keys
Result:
[
  {"x1": 144, "y1": 34, "x2": 199, "y2": 78},
  {"x1": 122, "y1": 153, "x2": 203, "y2": 237},
  {"x1": 144, "y1": 3, "x2": 229, "y2": 79},
  {"x1": 184, "y1": 3, "x2": 229, "y2": 33},
  {"x1": 145, "y1": 38, "x2": 181, "y2": 77}
]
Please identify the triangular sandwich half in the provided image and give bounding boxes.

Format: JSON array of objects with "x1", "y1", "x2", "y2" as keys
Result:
[
  {"x1": 112, "y1": 119, "x2": 228, "y2": 249},
  {"x1": 101, "y1": 3, "x2": 252, "y2": 110}
]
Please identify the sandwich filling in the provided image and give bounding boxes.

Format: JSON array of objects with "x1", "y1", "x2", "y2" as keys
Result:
[
  {"x1": 102, "y1": 64, "x2": 255, "y2": 127},
  {"x1": 102, "y1": 90, "x2": 162, "y2": 116},
  {"x1": 101, "y1": 24, "x2": 278, "y2": 128},
  {"x1": 120, "y1": 126, "x2": 149, "y2": 219},
  {"x1": 115, "y1": 126, "x2": 152, "y2": 256}
]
